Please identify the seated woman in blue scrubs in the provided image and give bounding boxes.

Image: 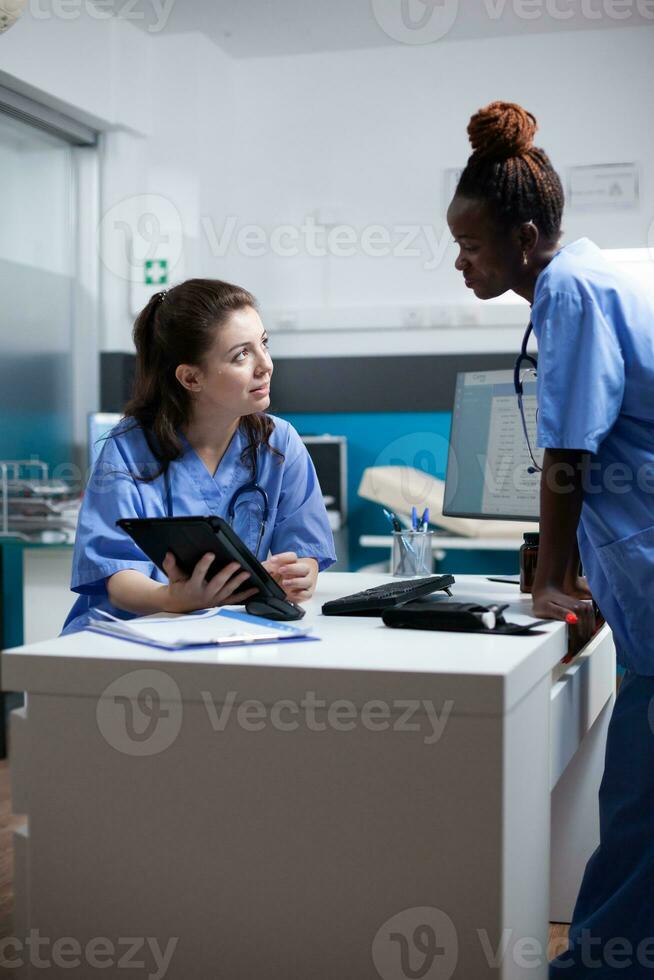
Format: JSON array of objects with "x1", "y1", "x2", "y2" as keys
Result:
[
  {"x1": 447, "y1": 102, "x2": 654, "y2": 977},
  {"x1": 63, "y1": 278, "x2": 336, "y2": 634}
]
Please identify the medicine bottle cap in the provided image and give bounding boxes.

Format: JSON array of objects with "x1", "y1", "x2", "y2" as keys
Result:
[{"x1": 523, "y1": 532, "x2": 540, "y2": 546}]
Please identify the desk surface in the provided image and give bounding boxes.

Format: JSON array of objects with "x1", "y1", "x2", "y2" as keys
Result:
[{"x1": 1, "y1": 574, "x2": 579, "y2": 715}]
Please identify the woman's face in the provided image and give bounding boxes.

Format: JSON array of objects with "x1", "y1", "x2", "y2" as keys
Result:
[
  {"x1": 447, "y1": 195, "x2": 524, "y2": 300},
  {"x1": 183, "y1": 305, "x2": 273, "y2": 418}
]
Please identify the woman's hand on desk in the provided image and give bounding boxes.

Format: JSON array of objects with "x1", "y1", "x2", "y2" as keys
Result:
[
  {"x1": 531, "y1": 585, "x2": 596, "y2": 646},
  {"x1": 161, "y1": 552, "x2": 259, "y2": 614},
  {"x1": 533, "y1": 450, "x2": 595, "y2": 648},
  {"x1": 263, "y1": 553, "x2": 319, "y2": 603}
]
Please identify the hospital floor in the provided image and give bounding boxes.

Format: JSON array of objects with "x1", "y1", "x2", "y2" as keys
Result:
[{"x1": 0, "y1": 760, "x2": 570, "y2": 957}]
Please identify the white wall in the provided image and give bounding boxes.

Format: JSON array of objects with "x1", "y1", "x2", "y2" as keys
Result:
[
  {"x1": 0, "y1": 10, "x2": 151, "y2": 131},
  {"x1": 2, "y1": 15, "x2": 652, "y2": 356},
  {"x1": 99, "y1": 31, "x2": 236, "y2": 348},
  {"x1": 206, "y1": 25, "x2": 654, "y2": 356}
]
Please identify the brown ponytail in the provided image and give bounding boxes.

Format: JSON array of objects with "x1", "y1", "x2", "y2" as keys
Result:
[{"x1": 122, "y1": 279, "x2": 281, "y2": 480}]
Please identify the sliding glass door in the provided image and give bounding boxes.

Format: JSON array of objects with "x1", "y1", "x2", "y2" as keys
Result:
[{"x1": 0, "y1": 113, "x2": 76, "y2": 470}]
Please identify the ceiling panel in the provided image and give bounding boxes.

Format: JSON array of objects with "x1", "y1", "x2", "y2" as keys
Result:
[{"x1": 94, "y1": 0, "x2": 654, "y2": 58}]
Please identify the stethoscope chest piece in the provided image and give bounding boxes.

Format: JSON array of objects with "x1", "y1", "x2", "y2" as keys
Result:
[{"x1": 226, "y1": 476, "x2": 270, "y2": 559}]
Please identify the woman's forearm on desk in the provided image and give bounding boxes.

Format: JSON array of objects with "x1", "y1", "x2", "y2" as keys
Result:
[
  {"x1": 107, "y1": 557, "x2": 258, "y2": 616},
  {"x1": 106, "y1": 570, "x2": 170, "y2": 615},
  {"x1": 534, "y1": 449, "x2": 583, "y2": 590},
  {"x1": 531, "y1": 449, "x2": 595, "y2": 635}
]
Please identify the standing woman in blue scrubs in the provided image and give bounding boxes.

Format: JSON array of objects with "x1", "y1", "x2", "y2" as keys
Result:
[
  {"x1": 63, "y1": 279, "x2": 336, "y2": 634},
  {"x1": 447, "y1": 102, "x2": 654, "y2": 976}
]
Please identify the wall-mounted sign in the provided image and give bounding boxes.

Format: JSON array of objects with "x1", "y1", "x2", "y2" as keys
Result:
[
  {"x1": 144, "y1": 258, "x2": 169, "y2": 285},
  {"x1": 568, "y1": 163, "x2": 639, "y2": 211}
]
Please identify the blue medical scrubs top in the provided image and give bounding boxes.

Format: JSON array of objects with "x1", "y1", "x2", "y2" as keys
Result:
[
  {"x1": 62, "y1": 415, "x2": 337, "y2": 634},
  {"x1": 532, "y1": 237, "x2": 654, "y2": 674}
]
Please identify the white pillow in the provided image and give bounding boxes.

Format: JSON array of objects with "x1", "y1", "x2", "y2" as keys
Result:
[{"x1": 0, "y1": 0, "x2": 26, "y2": 34}]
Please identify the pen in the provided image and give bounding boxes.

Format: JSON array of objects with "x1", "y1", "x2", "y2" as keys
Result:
[
  {"x1": 561, "y1": 612, "x2": 580, "y2": 663},
  {"x1": 420, "y1": 507, "x2": 429, "y2": 531},
  {"x1": 383, "y1": 508, "x2": 407, "y2": 572},
  {"x1": 383, "y1": 508, "x2": 403, "y2": 533},
  {"x1": 411, "y1": 506, "x2": 418, "y2": 531},
  {"x1": 383, "y1": 507, "x2": 416, "y2": 567}
]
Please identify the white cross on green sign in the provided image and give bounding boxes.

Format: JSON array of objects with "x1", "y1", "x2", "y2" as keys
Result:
[{"x1": 144, "y1": 259, "x2": 168, "y2": 285}]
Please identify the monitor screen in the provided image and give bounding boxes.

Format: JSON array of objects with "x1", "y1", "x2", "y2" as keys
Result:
[
  {"x1": 300, "y1": 436, "x2": 347, "y2": 520},
  {"x1": 88, "y1": 412, "x2": 122, "y2": 468},
  {"x1": 443, "y1": 369, "x2": 542, "y2": 522}
]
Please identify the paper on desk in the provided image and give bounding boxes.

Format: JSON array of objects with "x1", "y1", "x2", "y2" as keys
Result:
[{"x1": 87, "y1": 607, "x2": 314, "y2": 649}]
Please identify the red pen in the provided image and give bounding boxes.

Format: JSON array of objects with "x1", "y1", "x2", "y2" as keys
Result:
[{"x1": 561, "y1": 612, "x2": 579, "y2": 663}]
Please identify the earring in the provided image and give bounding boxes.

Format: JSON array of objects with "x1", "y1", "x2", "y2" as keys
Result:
[{"x1": 522, "y1": 250, "x2": 529, "y2": 267}]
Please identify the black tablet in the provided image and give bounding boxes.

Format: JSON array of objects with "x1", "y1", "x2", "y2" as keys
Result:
[{"x1": 116, "y1": 515, "x2": 289, "y2": 606}]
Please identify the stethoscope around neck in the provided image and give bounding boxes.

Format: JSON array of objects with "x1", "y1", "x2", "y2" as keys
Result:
[
  {"x1": 164, "y1": 453, "x2": 270, "y2": 559},
  {"x1": 513, "y1": 320, "x2": 542, "y2": 474}
]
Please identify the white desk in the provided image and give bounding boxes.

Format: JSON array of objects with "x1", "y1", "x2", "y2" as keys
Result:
[{"x1": 2, "y1": 574, "x2": 615, "y2": 980}]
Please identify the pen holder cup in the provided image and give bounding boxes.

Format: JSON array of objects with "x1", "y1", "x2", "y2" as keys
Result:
[{"x1": 391, "y1": 531, "x2": 434, "y2": 577}]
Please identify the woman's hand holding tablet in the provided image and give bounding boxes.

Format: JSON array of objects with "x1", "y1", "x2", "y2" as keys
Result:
[{"x1": 161, "y1": 552, "x2": 260, "y2": 614}]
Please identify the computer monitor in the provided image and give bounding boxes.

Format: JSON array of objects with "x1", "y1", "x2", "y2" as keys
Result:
[
  {"x1": 300, "y1": 435, "x2": 347, "y2": 523},
  {"x1": 88, "y1": 412, "x2": 122, "y2": 468},
  {"x1": 443, "y1": 369, "x2": 542, "y2": 522}
]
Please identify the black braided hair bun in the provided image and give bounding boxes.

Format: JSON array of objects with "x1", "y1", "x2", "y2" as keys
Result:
[{"x1": 467, "y1": 101, "x2": 538, "y2": 161}]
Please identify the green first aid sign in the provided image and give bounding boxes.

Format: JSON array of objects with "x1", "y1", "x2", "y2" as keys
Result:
[{"x1": 144, "y1": 259, "x2": 168, "y2": 285}]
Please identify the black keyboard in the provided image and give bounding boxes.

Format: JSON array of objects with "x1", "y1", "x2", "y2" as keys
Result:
[{"x1": 322, "y1": 574, "x2": 455, "y2": 617}]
